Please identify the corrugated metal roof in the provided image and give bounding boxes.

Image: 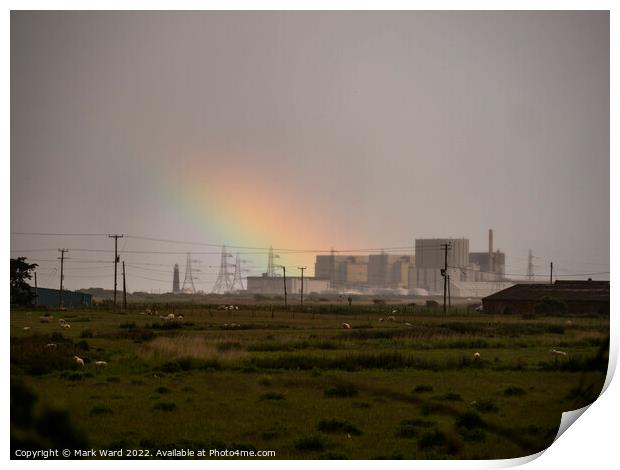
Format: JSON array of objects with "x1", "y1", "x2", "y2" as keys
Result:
[{"x1": 482, "y1": 281, "x2": 609, "y2": 302}]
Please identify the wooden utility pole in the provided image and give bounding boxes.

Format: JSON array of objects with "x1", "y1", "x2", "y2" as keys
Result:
[
  {"x1": 282, "y1": 266, "x2": 287, "y2": 310},
  {"x1": 122, "y1": 261, "x2": 127, "y2": 312},
  {"x1": 440, "y1": 243, "x2": 451, "y2": 314},
  {"x1": 58, "y1": 249, "x2": 68, "y2": 309},
  {"x1": 34, "y1": 271, "x2": 38, "y2": 306},
  {"x1": 298, "y1": 266, "x2": 307, "y2": 311},
  {"x1": 108, "y1": 234, "x2": 124, "y2": 310},
  {"x1": 550, "y1": 262, "x2": 553, "y2": 285}
]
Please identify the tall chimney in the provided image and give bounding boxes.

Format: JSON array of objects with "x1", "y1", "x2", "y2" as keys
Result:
[{"x1": 488, "y1": 229, "x2": 494, "y2": 273}]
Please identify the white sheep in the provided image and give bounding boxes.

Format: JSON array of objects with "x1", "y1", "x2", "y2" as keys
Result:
[
  {"x1": 23, "y1": 326, "x2": 31, "y2": 331},
  {"x1": 45, "y1": 343, "x2": 57, "y2": 350},
  {"x1": 159, "y1": 316, "x2": 168, "y2": 321},
  {"x1": 61, "y1": 323, "x2": 71, "y2": 329},
  {"x1": 566, "y1": 320, "x2": 573, "y2": 326},
  {"x1": 74, "y1": 356, "x2": 85, "y2": 367},
  {"x1": 166, "y1": 313, "x2": 175, "y2": 320},
  {"x1": 342, "y1": 322, "x2": 351, "y2": 329},
  {"x1": 234, "y1": 306, "x2": 239, "y2": 310},
  {"x1": 95, "y1": 361, "x2": 108, "y2": 368},
  {"x1": 550, "y1": 349, "x2": 567, "y2": 356},
  {"x1": 404, "y1": 322, "x2": 412, "y2": 326},
  {"x1": 379, "y1": 317, "x2": 384, "y2": 322},
  {"x1": 177, "y1": 315, "x2": 184, "y2": 320},
  {"x1": 39, "y1": 316, "x2": 51, "y2": 323},
  {"x1": 392, "y1": 309, "x2": 398, "y2": 314},
  {"x1": 59, "y1": 318, "x2": 66, "y2": 324},
  {"x1": 473, "y1": 352, "x2": 481, "y2": 360}
]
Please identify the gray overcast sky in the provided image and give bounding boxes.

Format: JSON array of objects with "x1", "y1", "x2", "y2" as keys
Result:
[{"x1": 10, "y1": 11, "x2": 609, "y2": 292}]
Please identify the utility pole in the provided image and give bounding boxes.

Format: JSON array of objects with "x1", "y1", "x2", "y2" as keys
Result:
[
  {"x1": 282, "y1": 266, "x2": 287, "y2": 310},
  {"x1": 108, "y1": 234, "x2": 124, "y2": 310},
  {"x1": 440, "y1": 243, "x2": 451, "y2": 314},
  {"x1": 298, "y1": 266, "x2": 307, "y2": 311},
  {"x1": 34, "y1": 271, "x2": 38, "y2": 306},
  {"x1": 58, "y1": 249, "x2": 68, "y2": 309},
  {"x1": 122, "y1": 261, "x2": 127, "y2": 312},
  {"x1": 550, "y1": 262, "x2": 553, "y2": 285}
]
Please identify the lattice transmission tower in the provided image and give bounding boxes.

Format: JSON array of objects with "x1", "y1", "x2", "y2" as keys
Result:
[
  {"x1": 266, "y1": 246, "x2": 280, "y2": 276},
  {"x1": 230, "y1": 253, "x2": 249, "y2": 291},
  {"x1": 212, "y1": 245, "x2": 234, "y2": 294},
  {"x1": 181, "y1": 252, "x2": 198, "y2": 294}
]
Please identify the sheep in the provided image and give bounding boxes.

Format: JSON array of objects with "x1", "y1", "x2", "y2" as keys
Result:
[
  {"x1": 234, "y1": 306, "x2": 239, "y2": 310},
  {"x1": 392, "y1": 309, "x2": 398, "y2": 314},
  {"x1": 61, "y1": 323, "x2": 71, "y2": 329},
  {"x1": 379, "y1": 317, "x2": 384, "y2": 322},
  {"x1": 404, "y1": 322, "x2": 412, "y2": 327},
  {"x1": 550, "y1": 349, "x2": 567, "y2": 356},
  {"x1": 74, "y1": 356, "x2": 85, "y2": 367},
  {"x1": 95, "y1": 361, "x2": 108, "y2": 368},
  {"x1": 473, "y1": 352, "x2": 481, "y2": 360},
  {"x1": 342, "y1": 322, "x2": 351, "y2": 329},
  {"x1": 39, "y1": 316, "x2": 52, "y2": 323},
  {"x1": 45, "y1": 343, "x2": 58, "y2": 350},
  {"x1": 59, "y1": 318, "x2": 66, "y2": 324},
  {"x1": 229, "y1": 305, "x2": 234, "y2": 310},
  {"x1": 159, "y1": 316, "x2": 168, "y2": 321},
  {"x1": 166, "y1": 313, "x2": 175, "y2": 320},
  {"x1": 23, "y1": 326, "x2": 31, "y2": 331},
  {"x1": 566, "y1": 320, "x2": 573, "y2": 326},
  {"x1": 177, "y1": 315, "x2": 184, "y2": 320}
]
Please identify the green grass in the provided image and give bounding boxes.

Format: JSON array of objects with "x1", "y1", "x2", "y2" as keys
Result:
[{"x1": 10, "y1": 307, "x2": 608, "y2": 459}]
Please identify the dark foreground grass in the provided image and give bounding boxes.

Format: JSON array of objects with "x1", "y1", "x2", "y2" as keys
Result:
[{"x1": 10, "y1": 308, "x2": 608, "y2": 459}]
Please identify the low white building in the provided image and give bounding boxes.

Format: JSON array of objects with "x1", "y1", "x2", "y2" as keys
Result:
[{"x1": 246, "y1": 276, "x2": 330, "y2": 295}]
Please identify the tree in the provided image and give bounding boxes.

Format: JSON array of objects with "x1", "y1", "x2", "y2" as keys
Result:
[{"x1": 10, "y1": 257, "x2": 38, "y2": 306}]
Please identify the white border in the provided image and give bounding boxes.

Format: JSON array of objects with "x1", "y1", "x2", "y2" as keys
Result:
[{"x1": 4, "y1": 2, "x2": 616, "y2": 469}]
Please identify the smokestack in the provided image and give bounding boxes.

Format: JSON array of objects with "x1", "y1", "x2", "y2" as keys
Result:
[{"x1": 488, "y1": 229, "x2": 494, "y2": 273}]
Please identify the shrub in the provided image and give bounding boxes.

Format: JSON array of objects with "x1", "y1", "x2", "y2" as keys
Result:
[
  {"x1": 504, "y1": 386, "x2": 526, "y2": 397},
  {"x1": 80, "y1": 329, "x2": 94, "y2": 339},
  {"x1": 294, "y1": 435, "x2": 325, "y2": 452},
  {"x1": 259, "y1": 392, "x2": 285, "y2": 401},
  {"x1": 438, "y1": 392, "x2": 462, "y2": 401},
  {"x1": 418, "y1": 429, "x2": 447, "y2": 449},
  {"x1": 413, "y1": 384, "x2": 434, "y2": 393},
  {"x1": 324, "y1": 384, "x2": 358, "y2": 398},
  {"x1": 475, "y1": 399, "x2": 499, "y2": 413},
  {"x1": 155, "y1": 386, "x2": 171, "y2": 394},
  {"x1": 318, "y1": 419, "x2": 361, "y2": 435},
  {"x1": 153, "y1": 401, "x2": 177, "y2": 411},
  {"x1": 90, "y1": 405, "x2": 113, "y2": 416}
]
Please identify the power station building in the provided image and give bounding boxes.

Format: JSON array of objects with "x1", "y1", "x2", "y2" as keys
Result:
[
  {"x1": 246, "y1": 275, "x2": 330, "y2": 295},
  {"x1": 408, "y1": 230, "x2": 510, "y2": 297}
]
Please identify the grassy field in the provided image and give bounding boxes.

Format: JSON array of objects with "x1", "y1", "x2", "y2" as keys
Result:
[{"x1": 10, "y1": 304, "x2": 609, "y2": 459}]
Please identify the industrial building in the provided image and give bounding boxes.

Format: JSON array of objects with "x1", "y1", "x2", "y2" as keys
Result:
[
  {"x1": 314, "y1": 253, "x2": 413, "y2": 290},
  {"x1": 246, "y1": 275, "x2": 330, "y2": 295},
  {"x1": 482, "y1": 280, "x2": 610, "y2": 315},
  {"x1": 33, "y1": 287, "x2": 92, "y2": 308},
  {"x1": 408, "y1": 230, "x2": 509, "y2": 298}
]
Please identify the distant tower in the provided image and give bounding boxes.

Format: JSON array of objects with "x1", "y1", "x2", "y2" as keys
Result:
[
  {"x1": 212, "y1": 245, "x2": 233, "y2": 294},
  {"x1": 181, "y1": 253, "x2": 197, "y2": 294},
  {"x1": 230, "y1": 253, "x2": 246, "y2": 291},
  {"x1": 172, "y1": 264, "x2": 180, "y2": 293},
  {"x1": 266, "y1": 246, "x2": 280, "y2": 276},
  {"x1": 527, "y1": 249, "x2": 535, "y2": 281}
]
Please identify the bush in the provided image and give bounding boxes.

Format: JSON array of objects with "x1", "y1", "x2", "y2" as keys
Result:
[
  {"x1": 438, "y1": 392, "x2": 462, "y2": 401},
  {"x1": 413, "y1": 384, "x2": 434, "y2": 393},
  {"x1": 294, "y1": 435, "x2": 325, "y2": 452},
  {"x1": 90, "y1": 405, "x2": 113, "y2": 416},
  {"x1": 504, "y1": 386, "x2": 526, "y2": 397},
  {"x1": 418, "y1": 429, "x2": 447, "y2": 450},
  {"x1": 475, "y1": 399, "x2": 499, "y2": 413},
  {"x1": 259, "y1": 392, "x2": 285, "y2": 401},
  {"x1": 324, "y1": 384, "x2": 359, "y2": 398},
  {"x1": 318, "y1": 419, "x2": 361, "y2": 435},
  {"x1": 153, "y1": 401, "x2": 177, "y2": 411},
  {"x1": 155, "y1": 386, "x2": 171, "y2": 394}
]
